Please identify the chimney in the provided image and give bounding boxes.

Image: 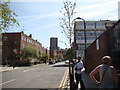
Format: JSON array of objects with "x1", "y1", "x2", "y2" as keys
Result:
[{"x1": 29, "y1": 34, "x2": 32, "y2": 38}]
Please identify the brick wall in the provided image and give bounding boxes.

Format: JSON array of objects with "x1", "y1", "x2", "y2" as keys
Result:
[{"x1": 85, "y1": 30, "x2": 110, "y2": 73}]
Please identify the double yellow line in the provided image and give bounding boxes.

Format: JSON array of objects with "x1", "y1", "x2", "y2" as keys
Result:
[{"x1": 59, "y1": 68, "x2": 69, "y2": 89}]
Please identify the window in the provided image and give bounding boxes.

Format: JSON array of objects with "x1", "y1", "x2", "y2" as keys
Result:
[
  {"x1": 96, "y1": 22, "x2": 105, "y2": 29},
  {"x1": 86, "y1": 22, "x2": 95, "y2": 29}
]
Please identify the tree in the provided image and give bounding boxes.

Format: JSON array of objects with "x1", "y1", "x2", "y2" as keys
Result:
[
  {"x1": 0, "y1": 0, "x2": 19, "y2": 32},
  {"x1": 59, "y1": 0, "x2": 77, "y2": 47},
  {"x1": 59, "y1": 1, "x2": 77, "y2": 89},
  {"x1": 64, "y1": 48, "x2": 73, "y2": 60},
  {"x1": 41, "y1": 54, "x2": 51, "y2": 63},
  {"x1": 21, "y1": 47, "x2": 39, "y2": 59}
]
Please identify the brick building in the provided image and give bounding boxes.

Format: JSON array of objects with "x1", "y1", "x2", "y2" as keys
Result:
[
  {"x1": 54, "y1": 49, "x2": 67, "y2": 60},
  {"x1": 2, "y1": 32, "x2": 47, "y2": 63}
]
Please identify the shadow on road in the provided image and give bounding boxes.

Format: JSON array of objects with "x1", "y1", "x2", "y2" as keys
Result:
[{"x1": 52, "y1": 64, "x2": 69, "y2": 67}]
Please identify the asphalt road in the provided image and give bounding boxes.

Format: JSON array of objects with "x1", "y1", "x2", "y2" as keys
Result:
[{"x1": 1, "y1": 61, "x2": 68, "y2": 89}]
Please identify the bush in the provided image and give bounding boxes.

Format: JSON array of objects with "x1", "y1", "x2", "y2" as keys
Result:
[{"x1": 20, "y1": 60, "x2": 31, "y2": 66}]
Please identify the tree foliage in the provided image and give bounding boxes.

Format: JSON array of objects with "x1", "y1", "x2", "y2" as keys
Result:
[
  {"x1": 41, "y1": 54, "x2": 51, "y2": 63},
  {"x1": 0, "y1": 0, "x2": 19, "y2": 32},
  {"x1": 59, "y1": 0, "x2": 77, "y2": 46},
  {"x1": 64, "y1": 48, "x2": 74, "y2": 60},
  {"x1": 21, "y1": 47, "x2": 39, "y2": 59}
]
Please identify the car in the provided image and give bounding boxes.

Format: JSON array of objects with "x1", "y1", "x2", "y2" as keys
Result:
[
  {"x1": 49, "y1": 60, "x2": 55, "y2": 64},
  {"x1": 65, "y1": 60, "x2": 69, "y2": 65},
  {"x1": 55, "y1": 60, "x2": 58, "y2": 63},
  {"x1": 58, "y1": 59, "x2": 62, "y2": 62}
]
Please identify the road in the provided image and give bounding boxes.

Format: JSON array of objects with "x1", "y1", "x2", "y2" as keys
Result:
[{"x1": 1, "y1": 61, "x2": 68, "y2": 89}]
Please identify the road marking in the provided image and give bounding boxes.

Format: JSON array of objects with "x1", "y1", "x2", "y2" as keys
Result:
[
  {"x1": 59, "y1": 68, "x2": 69, "y2": 88},
  {"x1": 23, "y1": 68, "x2": 35, "y2": 72},
  {"x1": 0, "y1": 79, "x2": 16, "y2": 86}
]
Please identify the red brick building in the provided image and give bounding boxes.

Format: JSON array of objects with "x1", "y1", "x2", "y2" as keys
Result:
[{"x1": 2, "y1": 32, "x2": 47, "y2": 62}]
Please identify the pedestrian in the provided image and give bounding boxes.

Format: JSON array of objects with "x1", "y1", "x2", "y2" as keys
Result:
[
  {"x1": 18, "y1": 60, "x2": 21, "y2": 68},
  {"x1": 89, "y1": 56, "x2": 118, "y2": 89},
  {"x1": 74, "y1": 56, "x2": 85, "y2": 89},
  {"x1": 13, "y1": 61, "x2": 16, "y2": 69}
]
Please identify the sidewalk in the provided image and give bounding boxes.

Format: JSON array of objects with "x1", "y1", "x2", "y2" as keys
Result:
[
  {"x1": 0, "y1": 65, "x2": 22, "y2": 72},
  {"x1": 66, "y1": 68, "x2": 98, "y2": 89},
  {"x1": 82, "y1": 71, "x2": 98, "y2": 88}
]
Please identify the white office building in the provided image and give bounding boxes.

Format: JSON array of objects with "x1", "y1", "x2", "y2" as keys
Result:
[
  {"x1": 118, "y1": 1, "x2": 120, "y2": 19},
  {"x1": 74, "y1": 20, "x2": 116, "y2": 58}
]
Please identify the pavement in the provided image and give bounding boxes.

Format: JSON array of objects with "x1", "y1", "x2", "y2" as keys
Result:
[
  {"x1": 0, "y1": 65, "x2": 23, "y2": 72},
  {"x1": 82, "y1": 71, "x2": 98, "y2": 89},
  {"x1": 64, "y1": 68, "x2": 98, "y2": 89}
]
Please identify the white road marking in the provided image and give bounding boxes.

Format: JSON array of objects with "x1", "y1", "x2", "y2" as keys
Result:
[
  {"x1": 23, "y1": 68, "x2": 35, "y2": 72},
  {"x1": 0, "y1": 79, "x2": 16, "y2": 85}
]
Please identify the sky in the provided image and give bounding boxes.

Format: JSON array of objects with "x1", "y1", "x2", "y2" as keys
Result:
[{"x1": 5, "y1": 0, "x2": 119, "y2": 49}]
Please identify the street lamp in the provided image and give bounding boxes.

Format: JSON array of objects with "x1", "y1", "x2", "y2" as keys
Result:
[{"x1": 74, "y1": 17, "x2": 86, "y2": 60}]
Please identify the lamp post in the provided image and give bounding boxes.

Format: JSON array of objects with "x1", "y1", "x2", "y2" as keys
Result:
[
  {"x1": 74, "y1": 17, "x2": 86, "y2": 59},
  {"x1": 75, "y1": 17, "x2": 86, "y2": 50}
]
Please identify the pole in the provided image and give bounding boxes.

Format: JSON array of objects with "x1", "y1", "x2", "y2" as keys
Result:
[
  {"x1": 83, "y1": 18, "x2": 86, "y2": 61},
  {"x1": 74, "y1": 17, "x2": 86, "y2": 59}
]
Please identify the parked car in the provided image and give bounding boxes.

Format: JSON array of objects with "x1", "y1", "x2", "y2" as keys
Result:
[
  {"x1": 49, "y1": 60, "x2": 55, "y2": 64},
  {"x1": 58, "y1": 59, "x2": 62, "y2": 62},
  {"x1": 55, "y1": 60, "x2": 58, "y2": 63},
  {"x1": 65, "y1": 60, "x2": 69, "y2": 65}
]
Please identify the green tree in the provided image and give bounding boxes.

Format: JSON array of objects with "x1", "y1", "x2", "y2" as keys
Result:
[
  {"x1": 21, "y1": 47, "x2": 39, "y2": 59},
  {"x1": 64, "y1": 48, "x2": 74, "y2": 60},
  {"x1": 0, "y1": 0, "x2": 19, "y2": 32},
  {"x1": 41, "y1": 54, "x2": 51, "y2": 63}
]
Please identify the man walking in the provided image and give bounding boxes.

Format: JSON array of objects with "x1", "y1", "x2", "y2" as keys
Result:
[{"x1": 74, "y1": 56, "x2": 85, "y2": 89}]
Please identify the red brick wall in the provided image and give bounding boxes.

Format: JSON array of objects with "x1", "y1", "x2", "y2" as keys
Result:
[
  {"x1": 85, "y1": 30, "x2": 110, "y2": 72},
  {"x1": 2, "y1": 33, "x2": 21, "y2": 61}
]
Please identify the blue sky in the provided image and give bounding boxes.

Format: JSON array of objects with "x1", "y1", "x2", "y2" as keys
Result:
[{"x1": 7, "y1": 0, "x2": 119, "y2": 49}]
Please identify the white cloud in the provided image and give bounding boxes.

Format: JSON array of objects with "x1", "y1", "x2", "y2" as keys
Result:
[
  {"x1": 75, "y1": 0, "x2": 118, "y2": 20},
  {"x1": 19, "y1": 12, "x2": 61, "y2": 23},
  {"x1": 76, "y1": 0, "x2": 118, "y2": 12},
  {"x1": 30, "y1": 23, "x2": 59, "y2": 32}
]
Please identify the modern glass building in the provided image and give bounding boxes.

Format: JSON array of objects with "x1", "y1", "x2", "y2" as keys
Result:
[{"x1": 50, "y1": 37, "x2": 58, "y2": 51}]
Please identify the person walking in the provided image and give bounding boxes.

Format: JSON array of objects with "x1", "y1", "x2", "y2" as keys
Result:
[
  {"x1": 74, "y1": 56, "x2": 85, "y2": 89},
  {"x1": 89, "y1": 56, "x2": 118, "y2": 89}
]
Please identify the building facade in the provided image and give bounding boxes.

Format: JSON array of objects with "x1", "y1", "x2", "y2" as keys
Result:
[
  {"x1": 85, "y1": 19, "x2": 120, "y2": 73},
  {"x1": 118, "y1": 1, "x2": 120, "y2": 19},
  {"x1": 74, "y1": 20, "x2": 116, "y2": 58},
  {"x1": 2, "y1": 32, "x2": 47, "y2": 62},
  {"x1": 50, "y1": 37, "x2": 58, "y2": 58},
  {"x1": 54, "y1": 49, "x2": 67, "y2": 60},
  {"x1": 50, "y1": 37, "x2": 58, "y2": 51}
]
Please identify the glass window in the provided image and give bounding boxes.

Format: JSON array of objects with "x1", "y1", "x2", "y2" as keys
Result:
[
  {"x1": 86, "y1": 22, "x2": 95, "y2": 29},
  {"x1": 96, "y1": 22, "x2": 105, "y2": 29},
  {"x1": 76, "y1": 31, "x2": 84, "y2": 36}
]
